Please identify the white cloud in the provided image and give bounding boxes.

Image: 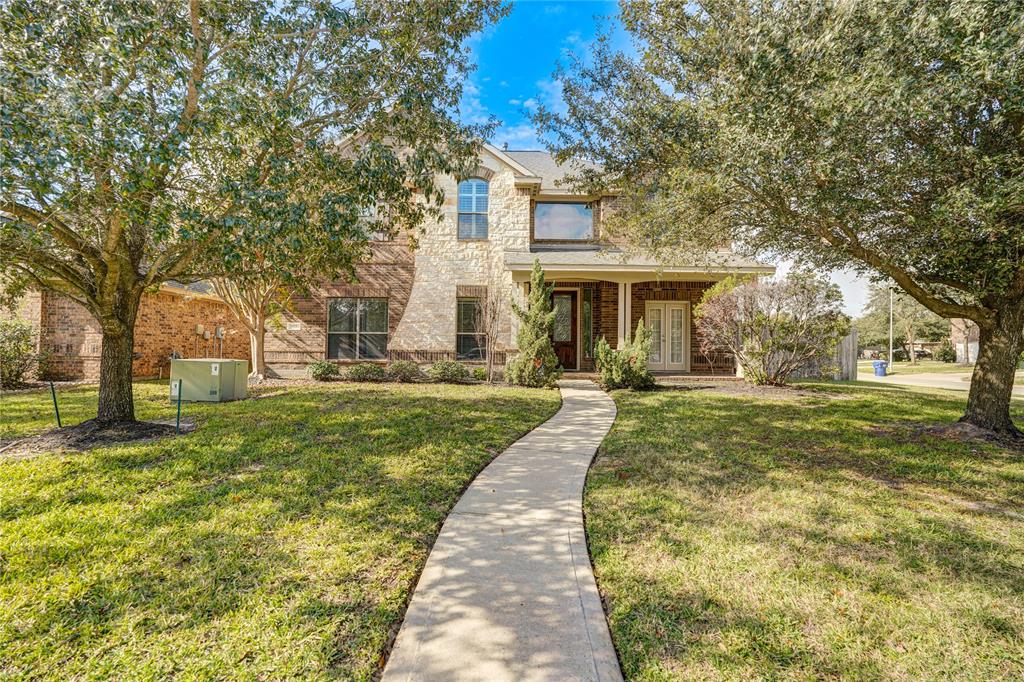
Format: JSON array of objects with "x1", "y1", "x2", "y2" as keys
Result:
[
  {"x1": 499, "y1": 80, "x2": 509, "y2": 87},
  {"x1": 522, "y1": 97, "x2": 539, "y2": 112},
  {"x1": 543, "y1": 3, "x2": 567, "y2": 15},
  {"x1": 460, "y1": 78, "x2": 490, "y2": 126},
  {"x1": 508, "y1": 98, "x2": 521, "y2": 106},
  {"x1": 491, "y1": 124, "x2": 540, "y2": 150}
]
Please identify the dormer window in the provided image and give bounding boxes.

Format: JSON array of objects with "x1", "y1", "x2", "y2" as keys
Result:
[
  {"x1": 534, "y1": 201, "x2": 593, "y2": 241},
  {"x1": 458, "y1": 178, "x2": 488, "y2": 239}
]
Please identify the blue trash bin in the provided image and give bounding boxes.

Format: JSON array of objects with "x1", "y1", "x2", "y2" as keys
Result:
[{"x1": 872, "y1": 360, "x2": 888, "y2": 377}]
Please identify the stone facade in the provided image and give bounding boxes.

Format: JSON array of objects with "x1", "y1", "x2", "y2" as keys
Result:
[
  {"x1": 390, "y1": 155, "x2": 529, "y2": 356},
  {"x1": 2, "y1": 287, "x2": 248, "y2": 381}
]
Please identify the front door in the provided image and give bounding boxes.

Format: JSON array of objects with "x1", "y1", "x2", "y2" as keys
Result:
[
  {"x1": 551, "y1": 291, "x2": 578, "y2": 370},
  {"x1": 645, "y1": 301, "x2": 689, "y2": 371}
]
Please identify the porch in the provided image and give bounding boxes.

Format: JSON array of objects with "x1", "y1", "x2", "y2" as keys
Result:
[{"x1": 539, "y1": 279, "x2": 732, "y2": 373}]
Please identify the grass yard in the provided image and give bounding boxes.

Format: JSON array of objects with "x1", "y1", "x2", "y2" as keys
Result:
[
  {"x1": 0, "y1": 381, "x2": 559, "y2": 680},
  {"x1": 586, "y1": 381, "x2": 1024, "y2": 680}
]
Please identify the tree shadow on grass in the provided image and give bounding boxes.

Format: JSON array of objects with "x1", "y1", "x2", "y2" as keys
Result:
[
  {"x1": 0, "y1": 384, "x2": 556, "y2": 679},
  {"x1": 591, "y1": 385, "x2": 1024, "y2": 677}
]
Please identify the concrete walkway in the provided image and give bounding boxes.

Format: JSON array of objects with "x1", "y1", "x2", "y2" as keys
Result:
[{"x1": 382, "y1": 380, "x2": 622, "y2": 682}]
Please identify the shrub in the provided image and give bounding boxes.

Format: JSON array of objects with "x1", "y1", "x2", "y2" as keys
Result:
[
  {"x1": 344, "y1": 363, "x2": 387, "y2": 382},
  {"x1": 504, "y1": 260, "x2": 563, "y2": 388},
  {"x1": 696, "y1": 273, "x2": 849, "y2": 386},
  {"x1": 0, "y1": 318, "x2": 37, "y2": 388},
  {"x1": 472, "y1": 367, "x2": 487, "y2": 381},
  {"x1": 387, "y1": 360, "x2": 423, "y2": 383},
  {"x1": 594, "y1": 319, "x2": 656, "y2": 390},
  {"x1": 307, "y1": 360, "x2": 340, "y2": 381},
  {"x1": 933, "y1": 339, "x2": 957, "y2": 363},
  {"x1": 428, "y1": 360, "x2": 470, "y2": 383}
]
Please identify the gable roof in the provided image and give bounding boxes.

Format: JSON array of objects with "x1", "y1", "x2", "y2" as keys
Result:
[{"x1": 502, "y1": 150, "x2": 601, "y2": 193}]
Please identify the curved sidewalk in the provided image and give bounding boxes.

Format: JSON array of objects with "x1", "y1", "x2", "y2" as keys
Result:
[{"x1": 382, "y1": 380, "x2": 622, "y2": 682}]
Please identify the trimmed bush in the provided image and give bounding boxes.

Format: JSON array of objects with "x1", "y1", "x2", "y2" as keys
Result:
[
  {"x1": 0, "y1": 318, "x2": 37, "y2": 388},
  {"x1": 594, "y1": 319, "x2": 656, "y2": 391},
  {"x1": 934, "y1": 339, "x2": 957, "y2": 363},
  {"x1": 428, "y1": 360, "x2": 470, "y2": 383},
  {"x1": 344, "y1": 363, "x2": 387, "y2": 382},
  {"x1": 387, "y1": 360, "x2": 423, "y2": 383},
  {"x1": 307, "y1": 360, "x2": 340, "y2": 381},
  {"x1": 504, "y1": 260, "x2": 562, "y2": 388},
  {"x1": 472, "y1": 367, "x2": 487, "y2": 381}
]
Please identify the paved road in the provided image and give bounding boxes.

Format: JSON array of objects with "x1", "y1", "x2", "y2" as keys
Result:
[
  {"x1": 860, "y1": 369, "x2": 1024, "y2": 398},
  {"x1": 382, "y1": 380, "x2": 622, "y2": 682}
]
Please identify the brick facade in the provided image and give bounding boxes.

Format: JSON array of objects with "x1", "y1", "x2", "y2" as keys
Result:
[
  {"x1": 263, "y1": 242, "x2": 416, "y2": 370},
  {"x1": 2, "y1": 287, "x2": 248, "y2": 381},
  {"x1": 629, "y1": 280, "x2": 734, "y2": 373}
]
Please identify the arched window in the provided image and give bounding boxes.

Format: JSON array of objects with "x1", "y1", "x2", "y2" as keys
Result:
[{"x1": 457, "y1": 178, "x2": 488, "y2": 239}]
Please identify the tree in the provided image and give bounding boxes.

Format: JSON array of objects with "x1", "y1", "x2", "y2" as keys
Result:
[
  {"x1": 210, "y1": 196, "x2": 403, "y2": 379},
  {"x1": 481, "y1": 285, "x2": 506, "y2": 383},
  {"x1": 855, "y1": 284, "x2": 949, "y2": 364},
  {"x1": 505, "y1": 261, "x2": 562, "y2": 388},
  {"x1": 0, "y1": 0, "x2": 505, "y2": 423},
  {"x1": 540, "y1": 1, "x2": 1024, "y2": 435},
  {"x1": 695, "y1": 273, "x2": 849, "y2": 386}
]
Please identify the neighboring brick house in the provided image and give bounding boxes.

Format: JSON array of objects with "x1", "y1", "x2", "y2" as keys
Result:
[
  {"x1": 265, "y1": 144, "x2": 774, "y2": 375},
  {"x1": 4, "y1": 283, "x2": 248, "y2": 381},
  {"x1": 950, "y1": 318, "x2": 980, "y2": 364}
]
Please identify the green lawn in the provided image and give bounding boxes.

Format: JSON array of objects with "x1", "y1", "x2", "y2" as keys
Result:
[
  {"x1": 858, "y1": 359, "x2": 974, "y2": 375},
  {"x1": 0, "y1": 381, "x2": 559, "y2": 680},
  {"x1": 586, "y1": 382, "x2": 1024, "y2": 680}
]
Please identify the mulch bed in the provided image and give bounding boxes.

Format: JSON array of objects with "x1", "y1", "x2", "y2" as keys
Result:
[{"x1": 0, "y1": 417, "x2": 196, "y2": 461}]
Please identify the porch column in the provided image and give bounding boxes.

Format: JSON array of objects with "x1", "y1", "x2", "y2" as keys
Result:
[
  {"x1": 624, "y1": 283, "x2": 632, "y2": 342},
  {"x1": 616, "y1": 282, "x2": 627, "y2": 349}
]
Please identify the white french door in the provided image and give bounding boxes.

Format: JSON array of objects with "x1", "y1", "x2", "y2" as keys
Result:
[{"x1": 645, "y1": 301, "x2": 690, "y2": 371}]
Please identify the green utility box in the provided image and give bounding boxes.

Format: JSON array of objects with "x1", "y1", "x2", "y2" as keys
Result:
[{"x1": 169, "y1": 359, "x2": 248, "y2": 402}]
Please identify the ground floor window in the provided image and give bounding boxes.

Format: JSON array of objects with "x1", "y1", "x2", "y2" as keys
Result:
[
  {"x1": 327, "y1": 298, "x2": 388, "y2": 360},
  {"x1": 456, "y1": 297, "x2": 486, "y2": 360}
]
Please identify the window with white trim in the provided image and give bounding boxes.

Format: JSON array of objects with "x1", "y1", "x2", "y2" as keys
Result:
[
  {"x1": 327, "y1": 298, "x2": 388, "y2": 360},
  {"x1": 457, "y1": 178, "x2": 488, "y2": 239}
]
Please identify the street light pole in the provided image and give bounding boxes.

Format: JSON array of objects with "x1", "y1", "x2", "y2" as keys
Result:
[{"x1": 888, "y1": 286, "x2": 894, "y2": 373}]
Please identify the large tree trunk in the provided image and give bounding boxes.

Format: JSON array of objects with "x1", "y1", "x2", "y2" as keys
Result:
[
  {"x1": 908, "y1": 327, "x2": 917, "y2": 365},
  {"x1": 97, "y1": 307, "x2": 140, "y2": 424},
  {"x1": 961, "y1": 304, "x2": 1024, "y2": 436}
]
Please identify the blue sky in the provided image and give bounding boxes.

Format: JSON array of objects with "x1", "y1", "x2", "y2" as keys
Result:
[
  {"x1": 462, "y1": 0, "x2": 622, "y2": 150},
  {"x1": 462, "y1": 0, "x2": 869, "y2": 315}
]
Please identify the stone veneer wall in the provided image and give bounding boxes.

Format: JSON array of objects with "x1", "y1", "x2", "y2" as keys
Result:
[
  {"x1": 630, "y1": 280, "x2": 734, "y2": 373},
  {"x1": 389, "y1": 152, "x2": 530, "y2": 358},
  {"x1": 1, "y1": 288, "x2": 248, "y2": 381}
]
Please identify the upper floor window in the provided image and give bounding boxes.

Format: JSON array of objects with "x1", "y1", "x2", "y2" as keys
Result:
[
  {"x1": 458, "y1": 178, "x2": 488, "y2": 239},
  {"x1": 534, "y1": 202, "x2": 593, "y2": 241}
]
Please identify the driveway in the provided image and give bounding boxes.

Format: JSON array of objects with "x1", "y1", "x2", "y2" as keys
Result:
[{"x1": 860, "y1": 369, "x2": 1024, "y2": 398}]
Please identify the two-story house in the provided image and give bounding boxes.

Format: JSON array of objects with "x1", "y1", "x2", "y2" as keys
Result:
[{"x1": 262, "y1": 144, "x2": 775, "y2": 375}]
